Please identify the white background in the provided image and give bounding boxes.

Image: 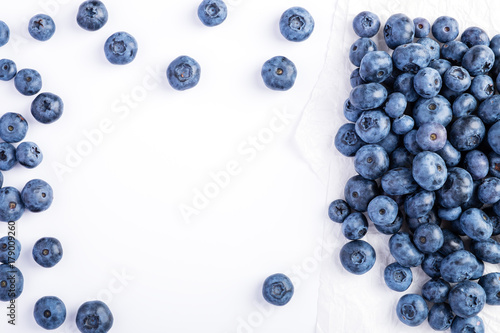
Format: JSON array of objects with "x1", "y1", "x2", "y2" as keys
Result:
[{"x1": 0, "y1": 0, "x2": 335, "y2": 332}]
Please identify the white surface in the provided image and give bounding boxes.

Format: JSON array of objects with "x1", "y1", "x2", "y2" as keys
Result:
[
  {"x1": 297, "y1": 0, "x2": 500, "y2": 332},
  {"x1": 0, "y1": 0, "x2": 335, "y2": 332}
]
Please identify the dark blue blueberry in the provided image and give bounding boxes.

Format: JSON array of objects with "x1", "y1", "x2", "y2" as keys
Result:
[
  {"x1": 460, "y1": 208, "x2": 492, "y2": 240},
  {"x1": 440, "y1": 85, "x2": 462, "y2": 102},
  {"x1": 334, "y1": 123, "x2": 364, "y2": 157},
  {"x1": 478, "y1": 272, "x2": 500, "y2": 305},
  {"x1": 490, "y1": 34, "x2": 500, "y2": 57},
  {"x1": 404, "y1": 130, "x2": 422, "y2": 155},
  {"x1": 0, "y1": 21, "x2": 9, "y2": 47},
  {"x1": 422, "y1": 278, "x2": 451, "y2": 303},
  {"x1": 352, "y1": 11, "x2": 380, "y2": 38},
  {"x1": 432, "y1": 16, "x2": 459, "y2": 43},
  {"x1": 451, "y1": 315, "x2": 484, "y2": 333},
  {"x1": 367, "y1": 195, "x2": 398, "y2": 226},
  {"x1": 462, "y1": 180, "x2": 483, "y2": 210},
  {"x1": 439, "y1": 229, "x2": 464, "y2": 257},
  {"x1": 437, "y1": 167, "x2": 474, "y2": 209},
  {"x1": 28, "y1": 14, "x2": 55, "y2": 41},
  {"x1": 450, "y1": 218, "x2": 467, "y2": 236},
  {"x1": 344, "y1": 175, "x2": 379, "y2": 212},
  {"x1": 450, "y1": 116, "x2": 485, "y2": 151},
  {"x1": 279, "y1": 7, "x2": 314, "y2": 42},
  {"x1": 407, "y1": 210, "x2": 440, "y2": 233},
  {"x1": 0, "y1": 187, "x2": 24, "y2": 222},
  {"x1": 416, "y1": 37, "x2": 440, "y2": 60},
  {"x1": 412, "y1": 151, "x2": 447, "y2": 191},
  {"x1": 359, "y1": 51, "x2": 392, "y2": 83},
  {"x1": 21, "y1": 179, "x2": 53, "y2": 213},
  {"x1": 448, "y1": 280, "x2": 486, "y2": 319},
  {"x1": 32, "y1": 237, "x2": 63, "y2": 268},
  {"x1": 77, "y1": 0, "x2": 108, "y2": 31},
  {"x1": 104, "y1": 32, "x2": 138, "y2": 65},
  {"x1": 413, "y1": 17, "x2": 430, "y2": 38},
  {"x1": 354, "y1": 144, "x2": 389, "y2": 180},
  {"x1": 341, "y1": 212, "x2": 368, "y2": 240},
  {"x1": 350, "y1": 83, "x2": 387, "y2": 111},
  {"x1": 392, "y1": 115, "x2": 414, "y2": 135},
  {"x1": 471, "y1": 75, "x2": 494, "y2": 102},
  {"x1": 389, "y1": 232, "x2": 424, "y2": 267},
  {"x1": 16, "y1": 142, "x2": 43, "y2": 169},
  {"x1": 444, "y1": 66, "x2": 471, "y2": 92},
  {"x1": 374, "y1": 210, "x2": 403, "y2": 235},
  {"x1": 416, "y1": 122, "x2": 446, "y2": 151},
  {"x1": 0, "y1": 236, "x2": 21, "y2": 264},
  {"x1": 354, "y1": 110, "x2": 390, "y2": 143},
  {"x1": 384, "y1": 14, "x2": 414, "y2": 49},
  {"x1": 438, "y1": 207, "x2": 462, "y2": 222},
  {"x1": 471, "y1": 238, "x2": 500, "y2": 264},
  {"x1": 494, "y1": 196, "x2": 500, "y2": 214},
  {"x1": 0, "y1": 143, "x2": 16, "y2": 171},
  {"x1": 462, "y1": 45, "x2": 495, "y2": 76},
  {"x1": 377, "y1": 131, "x2": 399, "y2": 154},
  {"x1": 349, "y1": 68, "x2": 365, "y2": 88},
  {"x1": 488, "y1": 120, "x2": 500, "y2": 155},
  {"x1": 261, "y1": 56, "x2": 295, "y2": 91},
  {"x1": 478, "y1": 177, "x2": 500, "y2": 204},
  {"x1": 478, "y1": 95, "x2": 500, "y2": 125},
  {"x1": 262, "y1": 273, "x2": 293, "y2": 306},
  {"x1": 471, "y1": 258, "x2": 485, "y2": 280},
  {"x1": 413, "y1": 67, "x2": 441, "y2": 98},
  {"x1": 14, "y1": 69, "x2": 42, "y2": 96},
  {"x1": 76, "y1": 300, "x2": 113, "y2": 333},
  {"x1": 393, "y1": 72, "x2": 418, "y2": 102},
  {"x1": 0, "y1": 113, "x2": 28, "y2": 143},
  {"x1": 413, "y1": 95, "x2": 453, "y2": 127},
  {"x1": 390, "y1": 147, "x2": 413, "y2": 169},
  {"x1": 461, "y1": 26, "x2": 490, "y2": 47},
  {"x1": 392, "y1": 43, "x2": 431, "y2": 73},
  {"x1": 31, "y1": 92, "x2": 64, "y2": 124},
  {"x1": 339, "y1": 240, "x2": 376, "y2": 275},
  {"x1": 422, "y1": 252, "x2": 445, "y2": 278},
  {"x1": 198, "y1": 0, "x2": 227, "y2": 27},
  {"x1": 383, "y1": 92, "x2": 407, "y2": 118},
  {"x1": 440, "y1": 41, "x2": 469, "y2": 65},
  {"x1": 381, "y1": 167, "x2": 417, "y2": 196},
  {"x1": 440, "y1": 250, "x2": 481, "y2": 283},
  {"x1": 343, "y1": 99, "x2": 363, "y2": 122},
  {"x1": 428, "y1": 58, "x2": 452, "y2": 76},
  {"x1": 0, "y1": 59, "x2": 16, "y2": 81},
  {"x1": 348, "y1": 38, "x2": 377, "y2": 67},
  {"x1": 464, "y1": 150, "x2": 488, "y2": 180},
  {"x1": 453, "y1": 93, "x2": 477, "y2": 118},
  {"x1": 34, "y1": 296, "x2": 66, "y2": 329},
  {"x1": 396, "y1": 294, "x2": 428, "y2": 327},
  {"x1": 328, "y1": 199, "x2": 350, "y2": 223},
  {"x1": 413, "y1": 223, "x2": 444, "y2": 254},
  {"x1": 404, "y1": 189, "x2": 435, "y2": 219},
  {"x1": 0, "y1": 264, "x2": 23, "y2": 301},
  {"x1": 485, "y1": 207, "x2": 500, "y2": 235},
  {"x1": 384, "y1": 262, "x2": 412, "y2": 292},
  {"x1": 428, "y1": 303, "x2": 454, "y2": 331}
]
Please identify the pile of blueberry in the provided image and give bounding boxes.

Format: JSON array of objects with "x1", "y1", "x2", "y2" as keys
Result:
[{"x1": 330, "y1": 11, "x2": 500, "y2": 331}]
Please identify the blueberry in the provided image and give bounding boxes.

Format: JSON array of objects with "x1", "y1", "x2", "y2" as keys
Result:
[
  {"x1": 383, "y1": 92, "x2": 407, "y2": 118},
  {"x1": 104, "y1": 32, "x2": 138, "y2": 65},
  {"x1": 450, "y1": 115, "x2": 485, "y2": 151},
  {"x1": 260, "y1": 56, "x2": 295, "y2": 91},
  {"x1": 352, "y1": 11, "x2": 380, "y2": 38},
  {"x1": 462, "y1": 180, "x2": 483, "y2": 210},
  {"x1": 451, "y1": 315, "x2": 484, "y2": 333},
  {"x1": 0, "y1": 59, "x2": 16, "y2": 81},
  {"x1": 396, "y1": 294, "x2": 428, "y2": 327},
  {"x1": 349, "y1": 68, "x2": 365, "y2": 88},
  {"x1": 422, "y1": 252, "x2": 445, "y2": 278},
  {"x1": 450, "y1": 218, "x2": 467, "y2": 236},
  {"x1": 453, "y1": 93, "x2": 477, "y2": 118},
  {"x1": 367, "y1": 195, "x2": 398, "y2": 226},
  {"x1": 413, "y1": 223, "x2": 444, "y2": 254},
  {"x1": 0, "y1": 21, "x2": 9, "y2": 47},
  {"x1": 384, "y1": 14, "x2": 415, "y2": 49},
  {"x1": 0, "y1": 143, "x2": 16, "y2": 171},
  {"x1": 461, "y1": 26, "x2": 490, "y2": 47},
  {"x1": 262, "y1": 273, "x2": 294, "y2": 306},
  {"x1": 478, "y1": 272, "x2": 500, "y2": 305},
  {"x1": 349, "y1": 38, "x2": 377, "y2": 67},
  {"x1": 0, "y1": 236, "x2": 21, "y2": 264},
  {"x1": 341, "y1": 212, "x2": 368, "y2": 240},
  {"x1": 444, "y1": 66, "x2": 471, "y2": 93},
  {"x1": 438, "y1": 206, "x2": 463, "y2": 222},
  {"x1": 374, "y1": 210, "x2": 403, "y2": 235},
  {"x1": 354, "y1": 144, "x2": 389, "y2": 180},
  {"x1": 0, "y1": 187, "x2": 24, "y2": 222},
  {"x1": 344, "y1": 175, "x2": 379, "y2": 212},
  {"x1": 432, "y1": 16, "x2": 459, "y2": 43},
  {"x1": 350, "y1": 83, "x2": 388, "y2": 111},
  {"x1": 412, "y1": 151, "x2": 447, "y2": 191},
  {"x1": 448, "y1": 280, "x2": 486, "y2": 318},
  {"x1": 478, "y1": 177, "x2": 500, "y2": 204},
  {"x1": 392, "y1": 43, "x2": 431, "y2": 73},
  {"x1": 0, "y1": 112, "x2": 28, "y2": 143},
  {"x1": 471, "y1": 75, "x2": 494, "y2": 102},
  {"x1": 359, "y1": 51, "x2": 392, "y2": 83},
  {"x1": 422, "y1": 278, "x2": 451, "y2": 303},
  {"x1": 384, "y1": 262, "x2": 412, "y2": 292},
  {"x1": 416, "y1": 122, "x2": 446, "y2": 151},
  {"x1": 14, "y1": 69, "x2": 42, "y2": 96},
  {"x1": 32, "y1": 237, "x2": 63, "y2": 268},
  {"x1": 339, "y1": 240, "x2": 376, "y2": 275},
  {"x1": 16, "y1": 142, "x2": 43, "y2": 169},
  {"x1": 440, "y1": 250, "x2": 481, "y2": 283},
  {"x1": 392, "y1": 115, "x2": 414, "y2": 135},
  {"x1": 381, "y1": 167, "x2": 417, "y2": 196},
  {"x1": 354, "y1": 110, "x2": 390, "y2": 143},
  {"x1": 31, "y1": 92, "x2": 64, "y2": 124},
  {"x1": 472, "y1": 259, "x2": 485, "y2": 280},
  {"x1": 413, "y1": 17, "x2": 430, "y2": 38},
  {"x1": 279, "y1": 7, "x2": 314, "y2": 42},
  {"x1": 428, "y1": 303, "x2": 454, "y2": 331},
  {"x1": 471, "y1": 238, "x2": 500, "y2": 264},
  {"x1": 404, "y1": 189, "x2": 435, "y2": 219},
  {"x1": 389, "y1": 232, "x2": 424, "y2": 267},
  {"x1": 328, "y1": 199, "x2": 350, "y2": 223},
  {"x1": 428, "y1": 58, "x2": 452, "y2": 76},
  {"x1": 390, "y1": 147, "x2": 413, "y2": 169},
  {"x1": 478, "y1": 95, "x2": 500, "y2": 124},
  {"x1": 198, "y1": 0, "x2": 227, "y2": 27},
  {"x1": 377, "y1": 131, "x2": 400, "y2": 154},
  {"x1": 21, "y1": 179, "x2": 53, "y2": 213},
  {"x1": 76, "y1": 300, "x2": 113, "y2": 333},
  {"x1": 77, "y1": 0, "x2": 108, "y2": 31},
  {"x1": 343, "y1": 99, "x2": 363, "y2": 122},
  {"x1": 490, "y1": 34, "x2": 500, "y2": 57},
  {"x1": 436, "y1": 167, "x2": 474, "y2": 209},
  {"x1": 404, "y1": 130, "x2": 422, "y2": 155},
  {"x1": 463, "y1": 150, "x2": 488, "y2": 181},
  {"x1": 334, "y1": 123, "x2": 364, "y2": 157},
  {"x1": 440, "y1": 41, "x2": 469, "y2": 65},
  {"x1": 0, "y1": 264, "x2": 23, "y2": 301},
  {"x1": 462, "y1": 45, "x2": 495, "y2": 76},
  {"x1": 460, "y1": 208, "x2": 493, "y2": 241},
  {"x1": 407, "y1": 210, "x2": 440, "y2": 233},
  {"x1": 28, "y1": 14, "x2": 56, "y2": 41},
  {"x1": 393, "y1": 73, "x2": 418, "y2": 102},
  {"x1": 34, "y1": 296, "x2": 66, "y2": 329},
  {"x1": 413, "y1": 95, "x2": 453, "y2": 127},
  {"x1": 416, "y1": 37, "x2": 440, "y2": 60},
  {"x1": 413, "y1": 67, "x2": 441, "y2": 98},
  {"x1": 440, "y1": 85, "x2": 462, "y2": 102}
]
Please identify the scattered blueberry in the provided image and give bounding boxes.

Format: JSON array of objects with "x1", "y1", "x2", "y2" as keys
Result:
[
  {"x1": 0, "y1": 21, "x2": 9, "y2": 47},
  {"x1": 28, "y1": 14, "x2": 56, "y2": 41},
  {"x1": 384, "y1": 262, "x2": 412, "y2": 292},
  {"x1": 31, "y1": 92, "x2": 64, "y2": 124},
  {"x1": 0, "y1": 264, "x2": 23, "y2": 301},
  {"x1": 77, "y1": 0, "x2": 109, "y2": 31},
  {"x1": 0, "y1": 236, "x2": 21, "y2": 264},
  {"x1": 339, "y1": 240, "x2": 376, "y2": 275},
  {"x1": 353, "y1": 11, "x2": 380, "y2": 38},
  {"x1": 0, "y1": 113, "x2": 28, "y2": 143},
  {"x1": 14, "y1": 69, "x2": 42, "y2": 96},
  {"x1": 0, "y1": 59, "x2": 16, "y2": 81},
  {"x1": 21, "y1": 179, "x2": 53, "y2": 212},
  {"x1": 34, "y1": 296, "x2": 66, "y2": 329},
  {"x1": 396, "y1": 294, "x2": 428, "y2": 327},
  {"x1": 262, "y1": 273, "x2": 294, "y2": 306},
  {"x1": 0, "y1": 186, "x2": 24, "y2": 222},
  {"x1": 334, "y1": 123, "x2": 364, "y2": 157},
  {"x1": 104, "y1": 32, "x2": 138, "y2": 65},
  {"x1": 16, "y1": 142, "x2": 43, "y2": 168},
  {"x1": 341, "y1": 212, "x2": 368, "y2": 240},
  {"x1": 76, "y1": 300, "x2": 113, "y2": 333},
  {"x1": 328, "y1": 199, "x2": 350, "y2": 223},
  {"x1": 32, "y1": 237, "x2": 63, "y2": 268},
  {"x1": 260, "y1": 56, "x2": 295, "y2": 91},
  {"x1": 198, "y1": 0, "x2": 227, "y2": 27}
]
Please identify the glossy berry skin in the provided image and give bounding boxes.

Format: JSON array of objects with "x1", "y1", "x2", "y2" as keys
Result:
[
  {"x1": 0, "y1": 236, "x2": 21, "y2": 264},
  {"x1": 198, "y1": 0, "x2": 227, "y2": 27},
  {"x1": 374, "y1": 211, "x2": 403, "y2": 235},
  {"x1": 22, "y1": 179, "x2": 53, "y2": 213},
  {"x1": 344, "y1": 175, "x2": 379, "y2": 212},
  {"x1": 0, "y1": 59, "x2": 16, "y2": 81},
  {"x1": 460, "y1": 208, "x2": 492, "y2": 241},
  {"x1": 413, "y1": 95, "x2": 453, "y2": 127},
  {"x1": 478, "y1": 95, "x2": 500, "y2": 124},
  {"x1": 383, "y1": 92, "x2": 406, "y2": 118},
  {"x1": 422, "y1": 278, "x2": 451, "y2": 303},
  {"x1": 14, "y1": 69, "x2": 42, "y2": 96},
  {"x1": 262, "y1": 273, "x2": 293, "y2": 306},
  {"x1": 392, "y1": 115, "x2": 413, "y2": 135},
  {"x1": 328, "y1": 199, "x2": 350, "y2": 223},
  {"x1": 416, "y1": 122, "x2": 446, "y2": 151},
  {"x1": 354, "y1": 144, "x2": 388, "y2": 180},
  {"x1": 392, "y1": 43, "x2": 431, "y2": 74},
  {"x1": 0, "y1": 143, "x2": 16, "y2": 171},
  {"x1": 471, "y1": 238, "x2": 500, "y2": 264},
  {"x1": 359, "y1": 51, "x2": 392, "y2": 83},
  {"x1": 432, "y1": 16, "x2": 459, "y2": 43},
  {"x1": 16, "y1": 142, "x2": 43, "y2": 168},
  {"x1": 439, "y1": 229, "x2": 464, "y2": 257},
  {"x1": 349, "y1": 38, "x2": 377, "y2": 67},
  {"x1": 77, "y1": 0, "x2": 108, "y2": 31},
  {"x1": 438, "y1": 206, "x2": 462, "y2": 222},
  {"x1": 470, "y1": 75, "x2": 494, "y2": 101},
  {"x1": 0, "y1": 113, "x2": 28, "y2": 143},
  {"x1": 339, "y1": 240, "x2": 376, "y2": 275},
  {"x1": 453, "y1": 93, "x2": 477, "y2": 119},
  {"x1": 31, "y1": 92, "x2": 64, "y2": 124},
  {"x1": 0, "y1": 187, "x2": 24, "y2": 222},
  {"x1": 428, "y1": 58, "x2": 451, "y2": 75},
  {"x1": 450, "y1": 116, "x2": 485, "y2": 151},
  {"x1": 440, "y1": 250, "x2": 481, "y2": 283},
  {"x1": 260, "y1": 56, "x2": 295, "y2": 91},
  {"x1": 279, "y1": 7, "x2": 314, "y2": 42},
  {"x1": 0, "y1": 21, "x2": 9, "y2": 47},
  {"x1": 34, "y1": 296, "x2": 66, "y2": 329},
  {"x1": 436, "y1": 167, "x2": 473, "y2": 208},
  {"x1": 462, "y1": 45, "x2": 495, "y2": 76},
  {"x1": 389, "y1": 232, "x2": 424, "y2": 268},
  {"x1": 341, "y1": 212, "x2": 368, "y2": 240},
  {"x1": 76, "y1": 301, "x2": 113, "y2": 333},
  {"x1": 367, "y1": 195, "x2": 398, "y2": 226},
  {"x1": 478, "y1": 177, "x2": 500, "y2": 204},
  {"x1": 461, "y1": 26, "x2": 489, "y2": 47},
  {"x1": 448, "y1": 280, "x2": 486, "y2": 318},
  {"x1": 28, "y1": 14, "x2": 56, "y2": 41},
  {"x1": 393, "y1": 73, "x2": 418, "y2": 102},
  {"x1": 350, "y1": 83, "x2": 387, "y2": 111},
  {"x1": 404, "y1": 190, "x2": 435, "y2": 219},
  {"x1": 334, "y1": 123, "x2": 364, "y2": 157},
  {"x1": 422, "y1": 252, "x2": 445, "y2": 278},
  {"x1": 354, "y1": 110, "x2": 390, "y2": 143},
  {"x1": 349, "y1": 68, "x2": 365, "y2": 88},
  {"x1": 444, "y1": 66, "x2": 471, "y2": 93},
  {"x1": 384, "y1": 14, "x2": 415, "y2": 50},
  {"x1": 352, "y1": 11, "x2": 380, "y2": 38},
  {"x1": 413, "y1": 223, "x2": 444, "y2": 254},
  {"x1": 413, "y1": 17, "x2": 430, "y2": 38},
  {"x1": 428, "y1": 303, "x2": 454, "y2": 331},
  {"x1": 343, "y1": 99, "x2": 363, "y2": 122},
  {"x1": 384, "y1": 262, "x2": 412, "y2": 292},
  {"x1": 413, "y1": 67, "x2": 441, "y2": 98},
  {"x1": 381, "y1": 167, "x2": 417, "y2": 196},
  {"x1": 33, "y1": 237, "x2": 62, "y2": 268},
  {"x1": 478, "y1": 272, "x2": 500, "y2": 305},
  {"x1": 412, "y1": 151, "x2": 447, "y2": 191},
  {"x1": 104, "y1": 32, "x2": 138, "y2": 65},
  {"x1": 0, "y1": 264, "x2": 23, "y2": 301},
  {"x1": 417, "y1": 37, "x2": 440, "y2": 60},
  {"x1": 451, "y1": 316, "x2": 484, "y2": 333},
  {"x1": 396, "y1": 294, "x2": 428, "y2": 327},
  {"x1": 441, "y1": 41, "x2": 469, "y2": 65}
]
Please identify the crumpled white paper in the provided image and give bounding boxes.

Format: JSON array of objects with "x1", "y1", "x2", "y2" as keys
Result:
[{"x1": 295, "y1": 0, "x2": 500, "y2": 332}]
